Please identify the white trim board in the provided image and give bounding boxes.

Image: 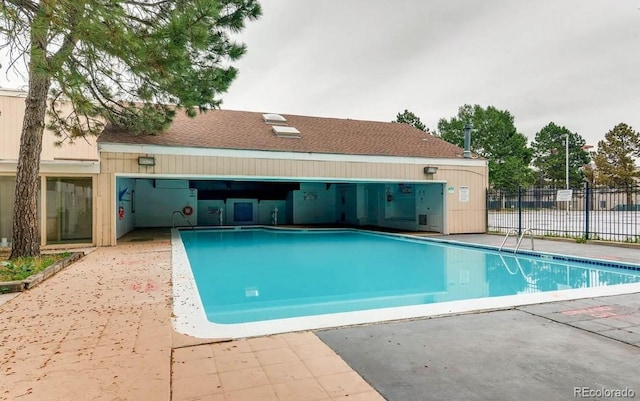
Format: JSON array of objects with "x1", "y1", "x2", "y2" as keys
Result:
[
  {"x1": 99, "y1": 143, "x2": 487, "y2": 167},
  {"x1": 114, "y1": 172, "x2": 448, "y2": 184},
  {"x1": 0, "y1": 160, "x2": 100, "y2": 174}
]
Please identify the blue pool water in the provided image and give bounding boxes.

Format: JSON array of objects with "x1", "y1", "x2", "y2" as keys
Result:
[{"x1": 179, "y1": 228, "x2": 640, "y2": 324}]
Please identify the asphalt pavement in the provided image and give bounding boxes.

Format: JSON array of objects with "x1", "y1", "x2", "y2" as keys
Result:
[{"x1": 317, "y1": 235, "x2": 640, "y2": 401}]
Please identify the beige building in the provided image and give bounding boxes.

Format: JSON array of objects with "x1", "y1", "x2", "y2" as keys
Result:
[
  {"x1": 1, "y1": 89, "x2": 488, "y2": 248},
  {"x1": 0, "y1": 89, "x2": 99, "y2": 248},
  {"x1": 97, "y1": 110, "x2": 488, "y2": 246}
]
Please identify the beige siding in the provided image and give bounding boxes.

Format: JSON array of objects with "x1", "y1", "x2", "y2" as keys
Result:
[
  {"x1": 0, "y1": 94, "x2": 26, "y2": 160},
  {"x1": 438, "y1": 167, "x2": 488, "y2": 235},
  {"x1": 0, "y1": 94, "x2": 99, "y2": 162},
  {"x1": 96, "y1": 172, "x2": 114, "y2": 246}
]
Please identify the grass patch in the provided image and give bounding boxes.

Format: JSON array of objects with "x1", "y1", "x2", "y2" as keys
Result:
[{"x1": 0, "y1": 251, "x2": 72, "y2": 282}]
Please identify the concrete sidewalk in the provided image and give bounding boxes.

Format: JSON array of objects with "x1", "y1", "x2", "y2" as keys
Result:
[{"x1": 0, "y1": 240, "x2": 173, "y2": 401}]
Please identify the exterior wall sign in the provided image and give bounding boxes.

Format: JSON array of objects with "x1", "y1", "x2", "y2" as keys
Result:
[{"x1": 459, "y1": 186, "x2": 469, "y2": 202}]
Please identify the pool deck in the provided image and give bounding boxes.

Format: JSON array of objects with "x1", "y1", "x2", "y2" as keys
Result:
[
  {"x1": 432, "y1": 233, "x2": 640, "y2": 265},
  {"x1": 0, "y1": 231, "x2": 638, "y2": 400}
]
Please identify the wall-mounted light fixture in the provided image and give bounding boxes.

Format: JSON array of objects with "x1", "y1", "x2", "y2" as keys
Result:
[
  {"x1": 138, "y1": 156, "x2": 155, "y2": 166},
  {"x1": 424, "y1": 166, "x2": 438, "y2": 175}
]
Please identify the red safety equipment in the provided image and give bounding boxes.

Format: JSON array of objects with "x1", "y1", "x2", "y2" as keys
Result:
[
  {"x1": 118, "y1": 205, "x2": 125, "y2": 220},
  {"x1": 182, "y1": 205, "x2": 194, "y2": 216}
]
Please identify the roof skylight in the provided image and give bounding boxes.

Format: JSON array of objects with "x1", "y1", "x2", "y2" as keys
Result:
[
  {"x1": 272, "y1": 125, "x2": 301, "y2": 138},
  {"x1": 262, "y1": 113, "x2": 287, "y2": 125}
]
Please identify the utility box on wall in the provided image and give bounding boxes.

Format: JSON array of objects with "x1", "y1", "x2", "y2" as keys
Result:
[{"x1": 418, "y1": 214, "x2": 427, "y2": 226}]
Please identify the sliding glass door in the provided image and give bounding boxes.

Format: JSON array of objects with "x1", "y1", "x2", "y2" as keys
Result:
[
  {"x1": 0, "y1": 176, "x2": 41, "y2": 246},
  {"x1": 0, "y1": 176, "x2": 17, "y2": 244},
  {"x1": 46, "y1": 177, "x2": 93, "y2": 244}
]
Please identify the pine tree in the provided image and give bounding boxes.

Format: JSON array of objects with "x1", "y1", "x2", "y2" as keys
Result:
[
  {"x1": 1, "y1": 0, "x2": 261, "y2": 258},
  {"x1": 395, "y1": 109, "x2": 428, "y2": 132},
  {"x1": 530, "y1": 122, "x2": 590, "y2": 189},
  {"x1": 594, "y1": 123, "x2": 640, "y2": 205}
]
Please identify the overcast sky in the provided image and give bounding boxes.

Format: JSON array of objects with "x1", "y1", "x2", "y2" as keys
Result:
[
  {"x1": 2, "y1": 0, "x2": 639, "y2": 148},
  {"x1": 221, "y1": 0, "x2": 640, "y2": 148}
]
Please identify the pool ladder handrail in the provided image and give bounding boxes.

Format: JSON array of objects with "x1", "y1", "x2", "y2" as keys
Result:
[
  {"x1": 172, "y1": 210, "x2": 194, "y2": 229},
  {"x1": 499, "y1": 228, "x2": 534, "y2": 253}
]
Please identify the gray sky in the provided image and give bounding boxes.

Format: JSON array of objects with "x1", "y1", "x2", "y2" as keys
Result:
[
  {"x1": 2, "y1": 0, "x2": 639, "y2": 148},
  {"x1": 221, "y1": 0, "x2": 640, "y2": 148}
]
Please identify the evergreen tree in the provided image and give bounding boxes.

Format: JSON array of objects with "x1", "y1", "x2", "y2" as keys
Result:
[
  {"x1": 395, "y1": 109, "x2": 428, "y2": 132},
  {"x1": 530, "y1": 122, "x2": 591, "y2": 189},
  {"x1": 594, "y1": 123, "x2": 640, "y2": 205},
  {"x1": 437, "y1": 104, "x2": 534, "y2": 192}
]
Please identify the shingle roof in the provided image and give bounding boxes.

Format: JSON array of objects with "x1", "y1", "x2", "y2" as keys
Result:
[{"x1": 98, "y1": 109, "x2": 467, "y2": 159}]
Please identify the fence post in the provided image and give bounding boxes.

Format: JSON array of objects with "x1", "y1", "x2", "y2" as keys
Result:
[
  {"x1": 485, "y1": 188, "x2": 488, "y2": 233},
  {"x1": 518, "y1": 186, "x2": 523, "y2": 235},
  {"x1": 585, "y1": 182, "x2": 590, "y2": 240}
]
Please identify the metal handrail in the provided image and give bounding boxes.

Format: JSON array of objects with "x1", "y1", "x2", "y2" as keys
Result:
[
  {"x1": 172, "y1": 210, "x2": 194, "y2": 229},
  {"x1": 515, "y1": 228, "x2": 534, "y2": 252},
  {"x1": 499, "y1": 228, "x2": 519, "y2": 251},
  {"x1": 499, "y1": 228, "x2": 535, "y2": 253}
]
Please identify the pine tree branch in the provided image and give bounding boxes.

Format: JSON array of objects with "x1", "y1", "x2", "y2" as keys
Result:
[
  {"x1": 3, "y1": 0, "x2": 37, "y2": 14},
  {"x1": 123, "y1": 0, "x2": 173, "y2": 7}
]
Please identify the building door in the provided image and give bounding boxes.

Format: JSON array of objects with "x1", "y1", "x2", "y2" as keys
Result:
[{"x1": 46, "y1": 177, "x2": 93, "y2": 244}]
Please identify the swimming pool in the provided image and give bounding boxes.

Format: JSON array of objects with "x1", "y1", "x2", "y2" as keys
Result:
[{"x1": 172, "y1": 227, "x2": 640, "y2": 338}]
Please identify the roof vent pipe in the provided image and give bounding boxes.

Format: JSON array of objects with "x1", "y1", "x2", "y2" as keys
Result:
[{"x1": 463, "y1": 123, "x2": 472, "y2": 158}]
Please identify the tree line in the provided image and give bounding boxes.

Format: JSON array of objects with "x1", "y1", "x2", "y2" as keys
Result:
[{"x1": 395, "y1": 107, "x2": 640, "y2": 192}]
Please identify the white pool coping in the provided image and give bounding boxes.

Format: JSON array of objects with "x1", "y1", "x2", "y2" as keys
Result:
[{"x1": 171, "y1": 227, "x2": 640, "y2": 339}]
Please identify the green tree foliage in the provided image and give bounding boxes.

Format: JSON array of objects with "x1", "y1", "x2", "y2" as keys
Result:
[
  {"x1": 395, "y1": 109, "x2": 428, "y2": 132},
  {"x1": 437, "y1": 104, "x2": 534, "y2": 192},
  {"x1": 530, "y1": 122, "x2": 591, "y2": 189},
  {"x1": 1, "y1": 0, "x2": 261, "y2": 258},
  {"x1": 594, "y1": 123, "x2": 640, "y2": 190}
]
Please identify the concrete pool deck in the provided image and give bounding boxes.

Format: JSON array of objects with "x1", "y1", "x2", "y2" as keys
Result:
[
  {"x1": 0, "y1": 232, "x2": 638, "y2": 400},
  {"x1": 432, "y1": 233, "x2": 640, "y2": 265}
]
